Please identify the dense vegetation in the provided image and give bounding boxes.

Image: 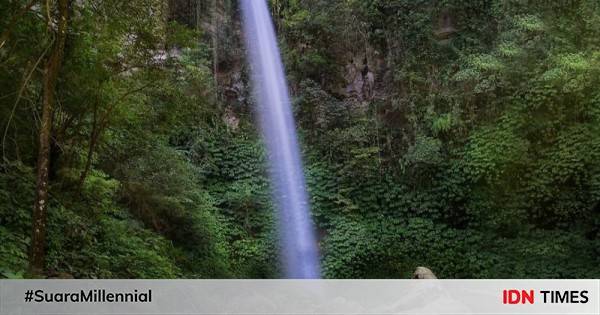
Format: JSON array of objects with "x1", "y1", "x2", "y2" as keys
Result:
[{"x1": 0, "y1": 0, "x2": 598, "y2": 279}]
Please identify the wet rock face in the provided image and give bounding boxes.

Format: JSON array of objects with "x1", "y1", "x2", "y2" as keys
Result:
[
  {"x1": 168, "y1": 0, "x2": 249, "y2": 109},
  {"x1": 223, "y1": 71, "x2": 244, "y2": 104},
  {"x1": 343, "y1": 57, "x2": 376, "y2": 102},
  {"x1": 223, "y1": 106, "x2": 240, "y2": 131},
  {"x1": 434, "y1": 9, "x2": 457, "y2": 42},
  {"x1": 339, "y1": 46, "x2": 388, "y2": 106},
  {"x1": 167, "y1": 0, "x2": 204, "y2": 27}
]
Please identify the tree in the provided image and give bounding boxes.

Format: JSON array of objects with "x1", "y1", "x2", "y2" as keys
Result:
[{"x1": 29, "y1": 0, "x2": 70, "y2": 275}]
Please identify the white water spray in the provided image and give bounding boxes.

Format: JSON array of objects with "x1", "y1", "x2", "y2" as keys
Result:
[{"x1": 240, "y1": 0, "x2": 320, "y2": 278}]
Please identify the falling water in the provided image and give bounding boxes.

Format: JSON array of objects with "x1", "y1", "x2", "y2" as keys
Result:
[{"x1": 240, "y1": 0, "x2": 320, "y2": 278}]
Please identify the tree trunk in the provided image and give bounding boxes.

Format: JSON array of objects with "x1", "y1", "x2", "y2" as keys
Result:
[
  {"x1": 77, "y1": 105, "x2": 98, "y2": 194},
  {"x1": 212, "y1": 0, "x2": 219, "y2": 101},
  {"x1": 77, "y1": 134, "x2": 96, "y2": 194},
  {"x1": 29, "y1": 0, "x2": 69, "y2": 276}
]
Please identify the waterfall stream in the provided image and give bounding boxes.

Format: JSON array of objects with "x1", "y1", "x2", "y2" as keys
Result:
[{"x1": 240, "y1": 0, "x2": 320, "y2": 279}]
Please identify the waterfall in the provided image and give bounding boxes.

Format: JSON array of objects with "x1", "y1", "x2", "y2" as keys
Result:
[{"x1": 240, "y1": 0, "x2": 320, "y2": 279}]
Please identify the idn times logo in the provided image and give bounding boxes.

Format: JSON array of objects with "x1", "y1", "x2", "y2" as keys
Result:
[{"x1": 502, "y1": 289, "x2": 589, "y2": 304}]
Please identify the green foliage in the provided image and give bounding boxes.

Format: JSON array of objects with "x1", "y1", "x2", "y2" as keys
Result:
[
  {"x1": 190, "y1": 129, "x2": 279, "y2": 278},
  {"x1": 281, "y1": 0, "x2": 600, "y2": 278},
  {"x1": 1, "y1": 0, "x2": 599, "y2": 280},
  {"x1": 47, "y1": 204, "x2": 181, "y2": 279},
  {"x1": 0, "y1": 162, "x2": 34, "y2": 278}
]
